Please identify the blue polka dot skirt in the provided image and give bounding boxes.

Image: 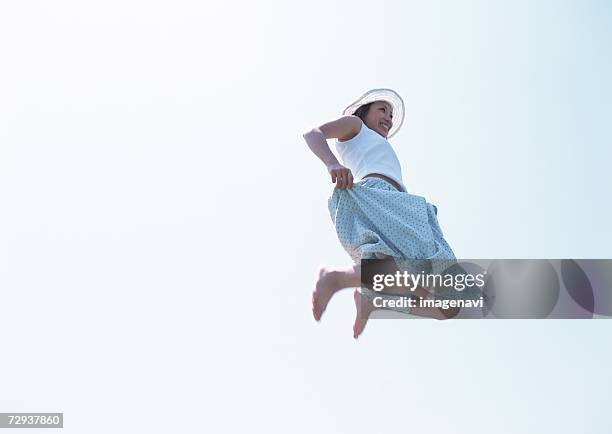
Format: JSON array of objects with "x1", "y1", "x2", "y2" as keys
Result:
[
  {"x1": 328, "y1": 177, "x2": 456, "y2": 268},
  {"x1": 328, "y1": 177, "x2": 481, "y2": 310}
]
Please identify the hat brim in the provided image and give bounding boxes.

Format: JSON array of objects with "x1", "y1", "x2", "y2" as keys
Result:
[{"x1": 342, "y1": 88, "x2": 405, "y2": 139}]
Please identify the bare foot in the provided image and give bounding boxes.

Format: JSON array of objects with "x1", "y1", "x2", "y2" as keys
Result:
[
  {"x1": 312, "y1": 266, "x2": 342, "y2": 321},
  {"x1": 353, "y1": 289, "x2": 376, "y2": 339}
]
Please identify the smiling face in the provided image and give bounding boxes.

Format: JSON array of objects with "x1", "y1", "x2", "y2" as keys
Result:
[{"x1": 362, "y1": 100, "x2": 394, "y2": 138}]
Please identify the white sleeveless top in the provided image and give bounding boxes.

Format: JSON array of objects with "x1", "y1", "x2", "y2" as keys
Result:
[{"x1": 334, "y1": 120, "x2": 407, "y2": 192}]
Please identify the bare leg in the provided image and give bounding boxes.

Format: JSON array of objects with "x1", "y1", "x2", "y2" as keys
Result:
[
  {"x1": 352, "y1": 285, "x2": 459, "y2": 338},
  {"x1": 312, "y1": 264, "x2": 362, "y2": 321},
  {"x1": 402, "y1": 293, "x2": 460, "y2": 320},
  {"x1": 352, "y1": 286, "x2": 427, "y2": 339},
  {"x1": 352, "y1": 260, "x2": 463, "y2": 337},
  {"x1": 313, "y1": 261, "x2": 459, "y2": 336},
  {"x1": 352, "y1": 289, "x2": 377, "y2": 339}
]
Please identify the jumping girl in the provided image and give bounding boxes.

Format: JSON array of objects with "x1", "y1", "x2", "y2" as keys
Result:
[{"x1": 303, "y1": 88, "x2": 475, "y2": 338}]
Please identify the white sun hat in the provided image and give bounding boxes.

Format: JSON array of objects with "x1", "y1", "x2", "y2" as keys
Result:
[{"x1": 342, "y1": 88, "x2": 405, "y2": 138}]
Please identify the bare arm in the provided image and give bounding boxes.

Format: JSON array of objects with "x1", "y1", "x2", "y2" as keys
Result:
[
  {"x1": 302, "y1": 115, "x2": 361, "y2": 189},
  {"x1": 302, "y1": 127, "x2": 339, "y2": 167}
]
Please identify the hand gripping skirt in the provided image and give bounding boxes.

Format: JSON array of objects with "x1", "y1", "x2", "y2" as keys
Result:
[{"x1": 328, "y1": 177, "x2": 481, "y2": 312}]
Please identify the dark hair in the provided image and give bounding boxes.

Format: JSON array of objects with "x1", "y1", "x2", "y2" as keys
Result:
[{"x1": 352, "y1": 102, "x2": 374, "y2": 122}]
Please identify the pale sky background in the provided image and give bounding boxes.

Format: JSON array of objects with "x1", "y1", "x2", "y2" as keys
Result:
[{"x1": 1, "y1": 0, "x2": 611, "y2": 433}]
